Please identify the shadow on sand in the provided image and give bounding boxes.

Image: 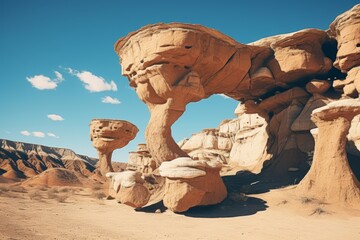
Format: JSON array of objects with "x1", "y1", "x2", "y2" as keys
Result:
[
  {"x1": 184, "y1": 196, "x2": 268, "y2": 218},
  {"x1": 138, "y1": 197, "x2": 268, "y2": 218}
]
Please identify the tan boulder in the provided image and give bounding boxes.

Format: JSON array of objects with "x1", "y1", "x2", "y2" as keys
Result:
[
  {"x1": 106, "y1": 171, "x2": 150, "y2": 208},
  {"x1": 181, "y1": 129, "x2": 218, "y2": 152},
  {"x1": 250, "y1": 29, "x2": 332, "y2": 84},
  {"x1": 296, "y1": 99, "x2": 360, "y2": 206},
  {"x1": 90, "y1": 119, "x2": 138, "y2": 176},
  {"x1": 257, "y1": 87, "x2": 310, "y2": 114},
  {"x1": 305, "y1": 79, "x2": 331, "y2": 94},
  {"x1": 159, "y1": 157, "x2": 227, "y2": 212},
  {"x1": 329, "y1": 4, "x2": 360, "y2": 72},
  {"x1": 117, "y1": 184, "x2": 150, "y2": 208}
]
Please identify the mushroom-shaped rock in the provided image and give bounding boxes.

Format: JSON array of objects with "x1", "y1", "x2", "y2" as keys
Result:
[
  {"x1": 115, "y1": 24, "x2": 333, "y2": 164},
  {"x1": 296, "y1": 99, "x2": 360, "y2": 206},
  {"x1": 106, "y1": 171, "x2": 150, "y2": 208},
  {"x1": 159, "y1": 157, "x2": 227, "y2": 212},
  {"x1": 329, "y1": 4, "x2": 360, "y2": 72},
  {"x1": 90, "y1": 119, "x2": 139, "y2": 176},
  {"x1": 115, "y1": 23, "x2": 253, "y2": 163}
]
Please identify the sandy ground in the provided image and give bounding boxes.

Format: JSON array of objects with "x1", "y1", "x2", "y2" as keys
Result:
[{"x1": 0, "y1": 184, "x2": 360, "y2": 240}]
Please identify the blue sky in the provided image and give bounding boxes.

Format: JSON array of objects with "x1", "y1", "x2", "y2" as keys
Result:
[{"x1": 0, "y1": 0, "x2": 358, "y2": 161}]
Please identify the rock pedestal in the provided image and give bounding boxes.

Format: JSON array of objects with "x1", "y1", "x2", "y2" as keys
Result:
[
  {"x1": 106, "y1": 171, "x2": 150, "y2": 208},
  {"x1": 159, "y1": 157, "x2": 227, "y2": 212},
  {"x1": 90, "y1": 119, "x2": 138, "y2": 176},
  {"x1": 296, "y1": 99, "x2": 360, "y2": 205}
]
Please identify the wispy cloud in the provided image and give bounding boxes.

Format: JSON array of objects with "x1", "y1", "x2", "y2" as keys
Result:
[
  {"x1": 20, "y1": 130, "x2": 31, "y2": 136},
  {"x1": 26, "y1": 71, "x2": 64, "y2": 90},
  {"x1": 21, "y1": 130, "x2": 58, "y2": 138},
  {"x1": 32, "y1": 131, "x2": 45, "y2": 138},
  {"x1": 54, "y1": 71, "x2": 64, "y2": 81},
  {"x1": 102, "y1": 96, "x2": 121, "y2": 104},
  {"x1": 65, "y1": 67, "x2": 117, "y2": 92},
  {"x1": 47, "y1": 132, "x2": 59, "y2": 138},
  {"x1": 47, "y1": 114, "x2": 64, "y2": 121}
]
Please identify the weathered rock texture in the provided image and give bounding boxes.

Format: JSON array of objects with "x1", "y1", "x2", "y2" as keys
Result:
[
  {"x1": 159, "y1": 157, "x2": 227, "y2": 212},
  {"x1": 329, "y1": 4, "x2": 360, "y2": 72},
  {"x1": 115, "y1": 21, "x2": 335, "y2": 164},
  {"x1": 115, "y1": 4, "x2": 360, "y2": 209},
  {"x1": 106, "y1": 171, "x2": 150, "y2": 208},
  {"x1": 296, "y1": 99, "x2": 360, "y2": 205},
  {"x1": 90, "y1": 119, "x2": 138, "y2": 176},
  {"x1": 0, "y1": 139, "x2": 97, "y2": 180},
  {"x1": 126, "y1": 144, "x2": 157, "y2": 173}
]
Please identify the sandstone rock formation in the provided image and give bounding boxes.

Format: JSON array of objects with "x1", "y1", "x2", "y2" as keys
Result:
[
  {"x1": 126, "y1": 144, "x2": 157, "y2": 173},
  {"x1": 0, "y1": 139, "x2": 97, "y2": 180},
  {"x1": 115, "y1": 22, "x2": 334, "y2": 164},
  {"x1": 114, "y1": 4, "x2": 360, "y2": 210},
  {"x1": 106, "y1": 171, "x2": 150, "y2": 208},
  {"x1": 159, "y1": 157, "x2": 227, "y2": 212},
  {"x1": 329, "y1": 4, "x2": 360, "y2": 72},
  {"x1": 296, "y1": 99, "x2": 360, "y2": 205},
  {"x1": 90, "y1": 119, "x2": 138, "y2": 176}
]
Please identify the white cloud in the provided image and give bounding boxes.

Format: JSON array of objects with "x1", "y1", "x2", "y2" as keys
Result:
[
  {"x1": 47, "y1": 114, "x2": 64, "y2": 121},
  {"x1": 54, "y1": 71, "x2": 64, "y2": 81},
  {"x1": 27, "y1": 75, "x2": 58, "y2": 90},
  {"x1": 26, "y1": 71, "x2": 64, "y2": 90},
  {"x1": 217, "y1": 94, "x2": 231, "y2": 99},
  {"x1": 102, "y1": 96, "x2": 121, "y2": 104},
  {"x1": 20, "y1": 130, "x2": 31, "y2": 136},
  {"x1": 65, "y1": 67, "x2": 117, "y2": 92},
  {"x1": 20, "y1": 130, "x2": 57, "y2": 138},
  {"x1": 47, "y1": 132, "x2": 59, "y2": 138},
  {"x1": 32, "y1": 131, "x2": 45, "y2": 138}
]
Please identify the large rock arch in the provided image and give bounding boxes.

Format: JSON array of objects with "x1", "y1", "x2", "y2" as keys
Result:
[{"x1": 114, "y1": 23, "x2": 332, "y2": 164}]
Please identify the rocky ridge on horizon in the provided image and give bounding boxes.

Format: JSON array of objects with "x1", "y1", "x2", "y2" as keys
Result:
[{"x1": 0, "y1": 139, "x2": 98, "y2": 180}]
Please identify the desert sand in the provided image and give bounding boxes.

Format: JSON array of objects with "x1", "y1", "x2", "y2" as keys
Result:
[{"x1": 1, "y1": 182, "x2": 359, "y2": 240}]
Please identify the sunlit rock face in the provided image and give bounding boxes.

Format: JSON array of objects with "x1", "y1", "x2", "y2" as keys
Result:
[
  {"x1": 159, "y1": 157, "x2": 227, "y2": 212},
  {"x1": 111, "y1": 4, "x2": 360, "y2": 212},
  {"x1": 106, "y1": 171, "x2": 150, "y2": 208},
  {"x1": 90, "y1": 119, "x2": 138, "y2": 176},
  {"x1": 329, "y1": 4, "x2": 360, "y2": 72},
  {"x1": 296, "y1": 99, "x2": 360, "y2": 206},
  {"x1": 115, "y1": 23, "x2": 332, "y2": 163}
]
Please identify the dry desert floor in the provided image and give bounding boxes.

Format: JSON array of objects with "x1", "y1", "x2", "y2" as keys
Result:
[{"x1": 1, "y1": 183, "x2": 360, "y2": 240}]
